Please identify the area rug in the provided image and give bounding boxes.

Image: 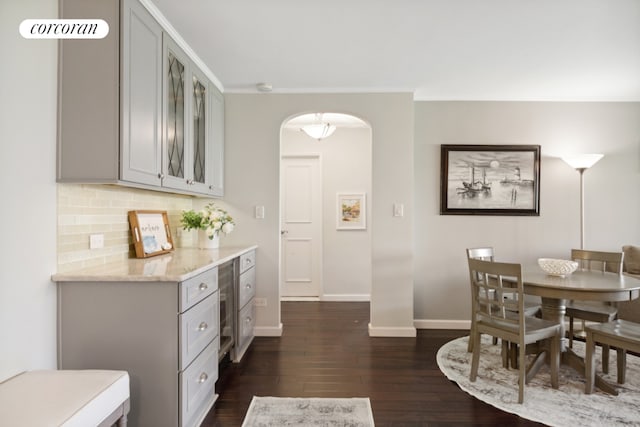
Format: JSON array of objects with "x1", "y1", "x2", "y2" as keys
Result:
[
  {"x1": 437, "y1": 336, "x2": 640, "y2": 426},
  {"x1": 241, "y1": 396, "x2": 375, "y2": 427}
]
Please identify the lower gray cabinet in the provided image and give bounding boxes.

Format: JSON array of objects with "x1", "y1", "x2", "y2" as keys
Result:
[
  {"x1": 57, "y1": 267, "x2": 220, "y2": 427},
  {"x1": 233, "y1": 250, "x2": 256, "y2": 362}
]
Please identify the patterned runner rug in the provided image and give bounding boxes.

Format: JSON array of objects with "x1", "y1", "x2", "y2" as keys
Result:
[
  {"x1": 437, "y1": 336, "x2": 640, "y2": 426},
  {"x1": 241, "y1": 396, "x2": 375, "y2": 427}
]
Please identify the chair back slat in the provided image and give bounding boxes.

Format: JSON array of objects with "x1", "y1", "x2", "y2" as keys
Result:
[
  {"x1": 571, "y1": 249, "x2": 624, "y2": 274},
  {"x1": 467, "y1": 247, "x2": 495, "y2": 262}
]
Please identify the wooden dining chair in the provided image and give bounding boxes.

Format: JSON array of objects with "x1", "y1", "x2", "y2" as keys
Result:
[
  {"x1": 466, "y1": 247, "x2": 541, "y2": 355},
  {"x1": 585, "y1": 319, "x2": 640, "y2": 394},
  {"x1": 466, "y1": 247, "x2": 496, "y2": 353},
  {"x1": 468, "y1": 258, "x2": 561, "y2": 403},
  {"x1": 566, "y1": 249, "x2": 624, "y2": 373}
]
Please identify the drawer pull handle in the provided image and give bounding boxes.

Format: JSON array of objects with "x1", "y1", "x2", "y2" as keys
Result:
[
  {"x1": 245, "y1": 283, "x2": 252, "y2": 289},
  {"x1": 198, "y1": 322, "x2": 208, "y2": 331},
  {"x1": 246, "y1": 317, "x2": 252, "y2": 323},
  {"x1": 198, "y1": 373, "x2": 208, "y2": 383},
  {"x1": 199, "y1": 283, "x2": 208, "y2": 291}
]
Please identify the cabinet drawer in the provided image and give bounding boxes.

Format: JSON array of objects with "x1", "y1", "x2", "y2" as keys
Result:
[
  {"x1": 180, "y1": 337, "x2": 218, "y2": 427},
  {"x1": 180, "y1": 267, "x2": 217, "y2": 312},
  {"x1": 238, "y1": 267, "x2": 256, "y2": 310},
  {"x1": 237, "y1": 299, "x2": 255, "y2": 356},
  {"x1": 180, "y1": 292, "x2": 218, "y2": 369},
  {"x1": 239, "y1": 250, "x2": 256, "y2": 274}
]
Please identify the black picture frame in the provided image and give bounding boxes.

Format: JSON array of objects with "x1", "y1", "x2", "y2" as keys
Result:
[{"x1": 440, "y1": 144, "x2": 541, "y2": 216}]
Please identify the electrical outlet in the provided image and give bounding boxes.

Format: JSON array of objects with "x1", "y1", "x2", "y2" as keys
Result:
[
  {"x1": 254, "y1": 298, "x2": 267, "y2": 307},
  {"x1": 89, "y1": 234, "x2": 104, "y2": 249}
]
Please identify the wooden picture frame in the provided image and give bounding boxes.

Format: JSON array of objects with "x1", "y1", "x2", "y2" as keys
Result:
[
  {"x1": 128, "y1": 210, "x2": 174, "y2": 258},
  {"x1": 440, "y1": 144, "x2": 541, "y2": 216},
  {"x1": 336, "y1": 193, "x2": 366, "y2": 230}
]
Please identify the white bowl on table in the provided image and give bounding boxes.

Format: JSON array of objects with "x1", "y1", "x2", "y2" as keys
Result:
[{"x1": 538, "y1": 258, "x2": 579, "y2": 277}]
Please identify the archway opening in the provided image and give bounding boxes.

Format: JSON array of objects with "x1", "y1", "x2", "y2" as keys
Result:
[{"x1": 279, "y1": 112, "x2": 373, "y2": 303}]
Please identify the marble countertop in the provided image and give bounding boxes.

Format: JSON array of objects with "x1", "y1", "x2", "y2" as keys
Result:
[{"x1": 52, "y1": 245, "x2": 258, "y2": 282}]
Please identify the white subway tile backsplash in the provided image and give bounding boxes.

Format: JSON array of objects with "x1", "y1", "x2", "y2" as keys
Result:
[{"x1": 57, "y1": 184, "x2": 196, "y2": 271}]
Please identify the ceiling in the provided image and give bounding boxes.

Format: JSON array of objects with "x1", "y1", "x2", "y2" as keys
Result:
[{"x1": 150, "y1": 0, "x2": 640, "y2": 101}]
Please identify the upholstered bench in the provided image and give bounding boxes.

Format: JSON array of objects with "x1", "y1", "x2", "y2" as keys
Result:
[{"x1": 0, "y1": 370, "x2": 129, "y2": 426}]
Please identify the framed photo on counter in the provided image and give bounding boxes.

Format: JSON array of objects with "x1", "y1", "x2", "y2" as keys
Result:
[{"x1": 128, "y1": 210, "x2": 174, "y2": 258}]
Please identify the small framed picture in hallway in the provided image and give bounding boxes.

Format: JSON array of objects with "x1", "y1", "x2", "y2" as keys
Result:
[
  {"x1": 440, "y1": 144, "x2": 541, "y2": 216},
  {"x1": 337, "y1": 193, "x2": 366, "y2": 230}
]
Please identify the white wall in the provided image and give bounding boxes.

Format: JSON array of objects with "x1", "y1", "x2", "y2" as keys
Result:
[
  {"x1": 222, "y1": 94, "x2": 416, "y2": 337},
  {"x1": 282, "y1": 126, "x2": 373, "y2": 300},
  {"x1": 0, "y1": 0, "x2": 58, "y2": 381},
  {"x1": 414, "y1": 101, "x2": 640, "y2": 327}
]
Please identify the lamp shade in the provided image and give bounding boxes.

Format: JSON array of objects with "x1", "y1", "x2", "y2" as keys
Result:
[{"x1": 562, "y1": 154, "x2": 604, "y2": 170}]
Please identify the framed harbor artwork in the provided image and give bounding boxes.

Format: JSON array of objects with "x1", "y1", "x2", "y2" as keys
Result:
[{"x1": 440, "y1": 145, "x2": 541, "y2": 216}]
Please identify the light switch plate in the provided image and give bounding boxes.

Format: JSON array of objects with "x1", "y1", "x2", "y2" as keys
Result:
[
  {"x1": 393, "y1": 203, "x2": 404, "y2": 217},
  {"x1": 255, "y1": 205, "x2": 265, "y2": 219}
]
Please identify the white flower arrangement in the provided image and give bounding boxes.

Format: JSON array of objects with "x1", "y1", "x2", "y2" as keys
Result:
[{"x1": 181, "y1": 203, "x2": 235, "y2": 239}]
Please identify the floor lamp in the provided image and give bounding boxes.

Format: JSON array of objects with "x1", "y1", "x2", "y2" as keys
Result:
[
  {"x1": 562, "y1": 153, "x2": 604, "y2": 338},
  {"x1": 561, "y1": 154, "x2": 604, "y2": 250}
]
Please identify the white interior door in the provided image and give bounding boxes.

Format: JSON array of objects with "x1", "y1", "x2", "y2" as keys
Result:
[{"x1": 280, "y1": 155, "x2": 322, "y2": 297}]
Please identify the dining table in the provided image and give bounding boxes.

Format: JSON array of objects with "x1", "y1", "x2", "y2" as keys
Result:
[{"x1": 521, "y1": 266, "x2": 640, "y2": 395}]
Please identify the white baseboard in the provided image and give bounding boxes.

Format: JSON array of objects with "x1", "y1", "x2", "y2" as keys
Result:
[
  {"x1": 368, "y1": 323, "x2": 417, "y2": 337},
  {"x1": 281, "y1": 295, "x2": 370, "y2": 302},
  {"x1": 414, "y1": 319, "x2": 471, "y2": 330},
  {"x1": 321, "y1": 294, "x2": 370, "y2": 302},
  {"x1": 254, "y1": 323, "x2": 283, "y2": 337}
]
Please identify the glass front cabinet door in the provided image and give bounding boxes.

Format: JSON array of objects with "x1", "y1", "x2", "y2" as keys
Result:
[
  {"x1": 162, "y1": 35, "x2": 191, "y2": 192},
  {"x1": 162, "y1": 35, "x2": 224, "y2": 196},
  {"x1": 190, "y1": 68, "x2": 209, "y2": 194}
]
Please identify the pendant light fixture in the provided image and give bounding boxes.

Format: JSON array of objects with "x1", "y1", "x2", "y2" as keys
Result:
[{"x1": 300, "y1": 113, "x2": 336, "y2": 141}]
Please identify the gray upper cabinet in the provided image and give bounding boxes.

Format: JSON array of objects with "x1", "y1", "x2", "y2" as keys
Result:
[
  {"x1": 208, "y1": 83, "x2": 225, "y2": 197},
  {"x1": 58, "y1": 0, "x2": 224, "y2": 197},
  {"x1": 121, "y1": 0, "x2": 163, "y2": 187}
]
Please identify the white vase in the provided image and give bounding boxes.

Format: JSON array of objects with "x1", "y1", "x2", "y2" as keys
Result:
[{"x1": 198, "y1": 230, "x2": 220, "y2": 249}]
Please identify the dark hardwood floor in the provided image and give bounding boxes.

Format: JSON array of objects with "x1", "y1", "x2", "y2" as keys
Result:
[{"x1": 202, "y1": 301, "x2": 544, "y2": 426}]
